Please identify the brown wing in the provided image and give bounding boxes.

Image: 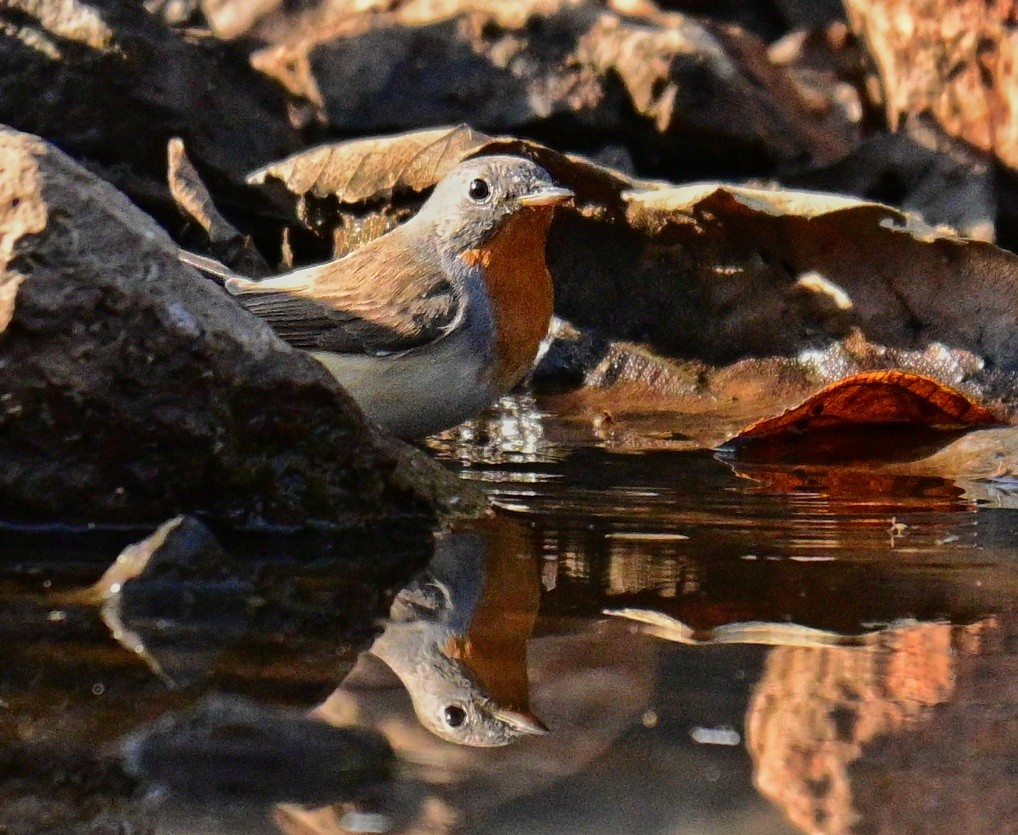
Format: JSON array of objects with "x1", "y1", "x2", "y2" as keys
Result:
[{"x1": 231, "y1": 230, "x2": 463, "y2": 356}]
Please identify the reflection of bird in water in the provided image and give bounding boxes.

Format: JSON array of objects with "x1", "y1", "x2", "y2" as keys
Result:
[
  {"x1": 359, "y1": 528, "x2": 547, "y2": 747},
  {"x1": 301, "y1": 615, "x2": 657, "y2": 834}
]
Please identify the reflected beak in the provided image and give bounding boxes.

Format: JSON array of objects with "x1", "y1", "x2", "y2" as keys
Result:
[
  {"x1": 518, "y1": 186, "x2": 574, "y2": 207},
  {"x1": 492, "y1": 706, "x2": 549, "y2": 736}
]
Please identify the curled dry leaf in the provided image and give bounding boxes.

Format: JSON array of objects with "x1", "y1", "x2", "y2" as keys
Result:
[
  {"x1": 168, "y1": 139, "x2": 273, "y2": 277},
  {"x1": 248, "y1": 123, "x2": 633, "y2": 209},
  {"x1": 728, "y1": 370, "x2": 997, "y2": 443},
  {"x1": 724, "y1": 370, "x2": 1009, "y2": 466}
]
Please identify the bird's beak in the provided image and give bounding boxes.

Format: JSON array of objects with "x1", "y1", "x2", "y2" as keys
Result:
[
  {"x1": 518, "y1": 186, "x2": 574, "y2": 207},
  {"x1": 492, "y1": 706, "x2": 549, "y2": 736}
]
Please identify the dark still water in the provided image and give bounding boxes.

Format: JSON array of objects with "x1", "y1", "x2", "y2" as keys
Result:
[{"x1": 3, "y1": 398, "x2": 1018, "y2": 833}]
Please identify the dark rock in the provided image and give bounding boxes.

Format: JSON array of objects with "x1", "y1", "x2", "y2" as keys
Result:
[
  {"x1": 122, "y1": 694, "x2": 394, "y2": 804},
  {"x1": 0, "y1": 0, "x2": 302, "y2": 224},
  {"x1": 0, "y1": 126, "x2": 440, "y2": 528},
  {"x1": 656, "y1": 0, "x2": 843, "y2": 40},
  {"x1": 786, "y1": 116, "x2": 996, "y2": 242},
  {"x1": 250, "y1": 0, "x2": 847, "y2": 180}
]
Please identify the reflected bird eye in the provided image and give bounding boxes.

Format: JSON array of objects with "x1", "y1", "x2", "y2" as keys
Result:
[{"x1": 444, "y1": 705, "x2": 467, "y2": 728}]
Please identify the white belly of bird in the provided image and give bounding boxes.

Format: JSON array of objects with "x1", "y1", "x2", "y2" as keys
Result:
[{"x1": 309, "y1": 325, "x2": 497, "y2": 439}]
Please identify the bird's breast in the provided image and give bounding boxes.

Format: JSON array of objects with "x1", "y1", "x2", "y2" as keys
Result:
[{"x1": 461, "y1": 208, "x2": 556, "y2": 392}]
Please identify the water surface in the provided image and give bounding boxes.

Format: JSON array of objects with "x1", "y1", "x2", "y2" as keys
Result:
[{"x1": 2, "y1": 399, "x2": 1017, "y2": 833}]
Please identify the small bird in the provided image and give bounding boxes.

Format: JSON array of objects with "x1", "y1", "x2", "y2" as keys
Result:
[
  {"x1": 364, "y1": 530, "x2": 547, "y2": 747},
  {"x1": 179, "y1": 156, "x2": 572, "y2": 438}
]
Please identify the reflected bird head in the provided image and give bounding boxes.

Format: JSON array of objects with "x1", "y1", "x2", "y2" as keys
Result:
[{"x1": 401, "y1": 645, "x2": 548, "y2": 747}]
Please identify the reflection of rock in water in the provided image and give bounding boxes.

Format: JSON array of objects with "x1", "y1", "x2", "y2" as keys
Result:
[
  {"x1": 745, "y1": 617, "x2": 1012, "y2": 834},
  {"x1": 122, "y1": 695, "x2": 393, "y2": 806},
  {"x1": 850, "y1": 613, "x2": 1018, "y2": 834}
]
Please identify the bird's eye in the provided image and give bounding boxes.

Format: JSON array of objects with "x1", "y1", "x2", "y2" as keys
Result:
[
  {"x1": 468, "y1": 178, "x2": 490, "y2": 201},
  {"x1": 444, "y1": 705, "x2": 467, "y2": 728}
]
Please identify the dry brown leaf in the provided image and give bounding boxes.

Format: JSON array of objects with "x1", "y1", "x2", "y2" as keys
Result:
[
  {"x1": 248, "y1": 125, "x2": 492, "y2": 202},
  {"x1": 248, "y1": 124, "x2": 633, "y2": 210},
  {"x1": 723, "y1": 371, "x2": 1002, "y2": 464},
  {"x1": 731, "y1": 371, "x2": 1000, "y2": 440},
  {"x1": 168, "y1": 139, "x2": 273, "y2": 277}
]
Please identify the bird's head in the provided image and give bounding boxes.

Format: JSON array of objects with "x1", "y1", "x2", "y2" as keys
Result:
[
  {"x1": 418, "y1": 155, "x2": 573, "y2": 251},
  {"x1": 406, "y1": 649, "x2": 548, "y2": 747}
]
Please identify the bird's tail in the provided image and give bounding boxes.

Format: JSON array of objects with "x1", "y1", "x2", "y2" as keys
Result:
[{"x1": 177, "y1": 249, "x2": 243, "y2": 284}]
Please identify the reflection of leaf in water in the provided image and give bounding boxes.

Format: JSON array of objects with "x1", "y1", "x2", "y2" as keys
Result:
[{"x1": 604, "y1": 608, "x2": 926, "y2": 648}]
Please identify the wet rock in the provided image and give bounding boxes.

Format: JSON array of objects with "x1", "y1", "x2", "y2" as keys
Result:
[
  {"x1": 250, "y1": 0, "x2": 847, "y2": 180},
  {"x1": 0, "y1": 0, "x2": 301, "y2": 223},
  {"x1": 0, "y1": 126, "x2": 440, "y2": 527},
  {"x1": 122, "y1": 694, "x2": 394, "y2": 804},
  {"x1": 843, "y1": 0, "x2": 1018, "y2": 171}
]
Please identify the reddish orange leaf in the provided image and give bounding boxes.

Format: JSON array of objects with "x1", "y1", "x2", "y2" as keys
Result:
[{"x1": 725, "y1": 371, "x2": 1001, "y2": 462}]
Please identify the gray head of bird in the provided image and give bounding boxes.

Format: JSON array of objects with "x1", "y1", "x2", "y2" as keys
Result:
[
  {"x1": 414, "y1": 155, "x2": 573, "y2": 252},
  {"x1": 399, "y1": 645, "x2": 548, "y2": 747}
]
